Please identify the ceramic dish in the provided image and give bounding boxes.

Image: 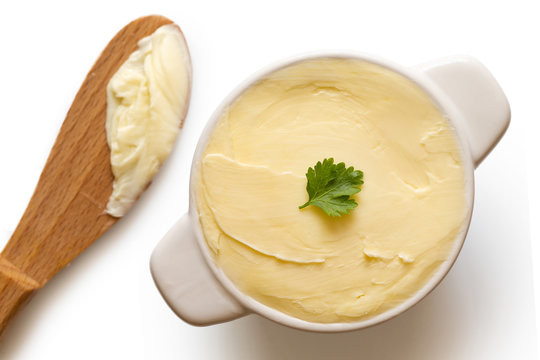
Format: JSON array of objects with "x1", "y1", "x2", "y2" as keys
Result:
[{"x1": 150, "y1": 52, "x2": 510, "y2": 332}]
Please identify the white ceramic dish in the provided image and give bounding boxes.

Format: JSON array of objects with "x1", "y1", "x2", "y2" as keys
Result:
[{"x1": 150, "y1": 52, "x2": 510, "y2": 332}]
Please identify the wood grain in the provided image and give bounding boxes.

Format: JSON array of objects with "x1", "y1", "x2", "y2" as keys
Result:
[{"x1": 0, "y1": 15, "x2": 181, "y2": 337}]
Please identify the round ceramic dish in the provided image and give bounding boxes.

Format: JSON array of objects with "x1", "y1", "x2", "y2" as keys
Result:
[{"x1": 150, "y1": 52, "x2": 510, "y2": 332}]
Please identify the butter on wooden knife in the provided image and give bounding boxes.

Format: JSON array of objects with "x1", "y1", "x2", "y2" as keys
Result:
[
  {"x1": 0, "y1": 15, "x2": 191, "y2": 338},
  {"x1": 106, "y1": 24, "x2": 191, "y2": 217}
]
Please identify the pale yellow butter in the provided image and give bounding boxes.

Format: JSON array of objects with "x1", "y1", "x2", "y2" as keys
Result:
[
  {"x1": 196, "y1": 59, "x2": 467, "y2": 323},
  {"x1": 106, "y1": 24, "x2": 191, "y2": 217}
]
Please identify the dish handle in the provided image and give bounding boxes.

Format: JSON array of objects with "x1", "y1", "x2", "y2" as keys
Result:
[
  {"x1": 415, "y1": 55, "x2": 510, "y2": 168},
  {"x1": 150, "y1": 214, "x2": 246, "y2": 326}
]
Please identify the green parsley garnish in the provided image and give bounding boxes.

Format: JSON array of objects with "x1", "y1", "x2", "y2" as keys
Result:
[{"x1": 299, "y1": 158, "x2": 364, "y2": 217}]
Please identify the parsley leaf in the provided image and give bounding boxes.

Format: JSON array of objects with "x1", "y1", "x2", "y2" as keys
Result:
[{"x1": 299, "y1": 158, "x2": 364, "y2": 217}]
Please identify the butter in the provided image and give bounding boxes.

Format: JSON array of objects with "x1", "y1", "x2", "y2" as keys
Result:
[
  {"x1": 106, "y1": 24, "x2": 191, "y2": 217},
  {"x1": 195, "y1": 58, "x2": 467, "y2": 323}
]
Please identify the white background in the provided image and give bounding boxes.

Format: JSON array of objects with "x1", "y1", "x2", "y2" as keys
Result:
[{"x1": 0, "y1": 0, "x2": 538, "y2": 359}]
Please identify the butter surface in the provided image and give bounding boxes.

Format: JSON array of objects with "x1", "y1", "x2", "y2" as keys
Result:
[
  {"x1": 106, "y1": 24, "x2": 190, "y2": 217},
  {"x1": 196, "y1": 59, "x2": 466, "y2": 323}
]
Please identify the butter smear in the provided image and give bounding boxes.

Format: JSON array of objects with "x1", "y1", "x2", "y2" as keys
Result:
[
  {"x1": 196, "y1": 58, "x2": 467, "y2": 323},
  {"x1": 106, "y1": 24, "x2": 191, "y2": 217}
]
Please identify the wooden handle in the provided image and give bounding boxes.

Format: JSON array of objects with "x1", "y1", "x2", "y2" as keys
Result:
[{"x1": 0, "y1": 257, "x2": 41, "y2": 336}]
